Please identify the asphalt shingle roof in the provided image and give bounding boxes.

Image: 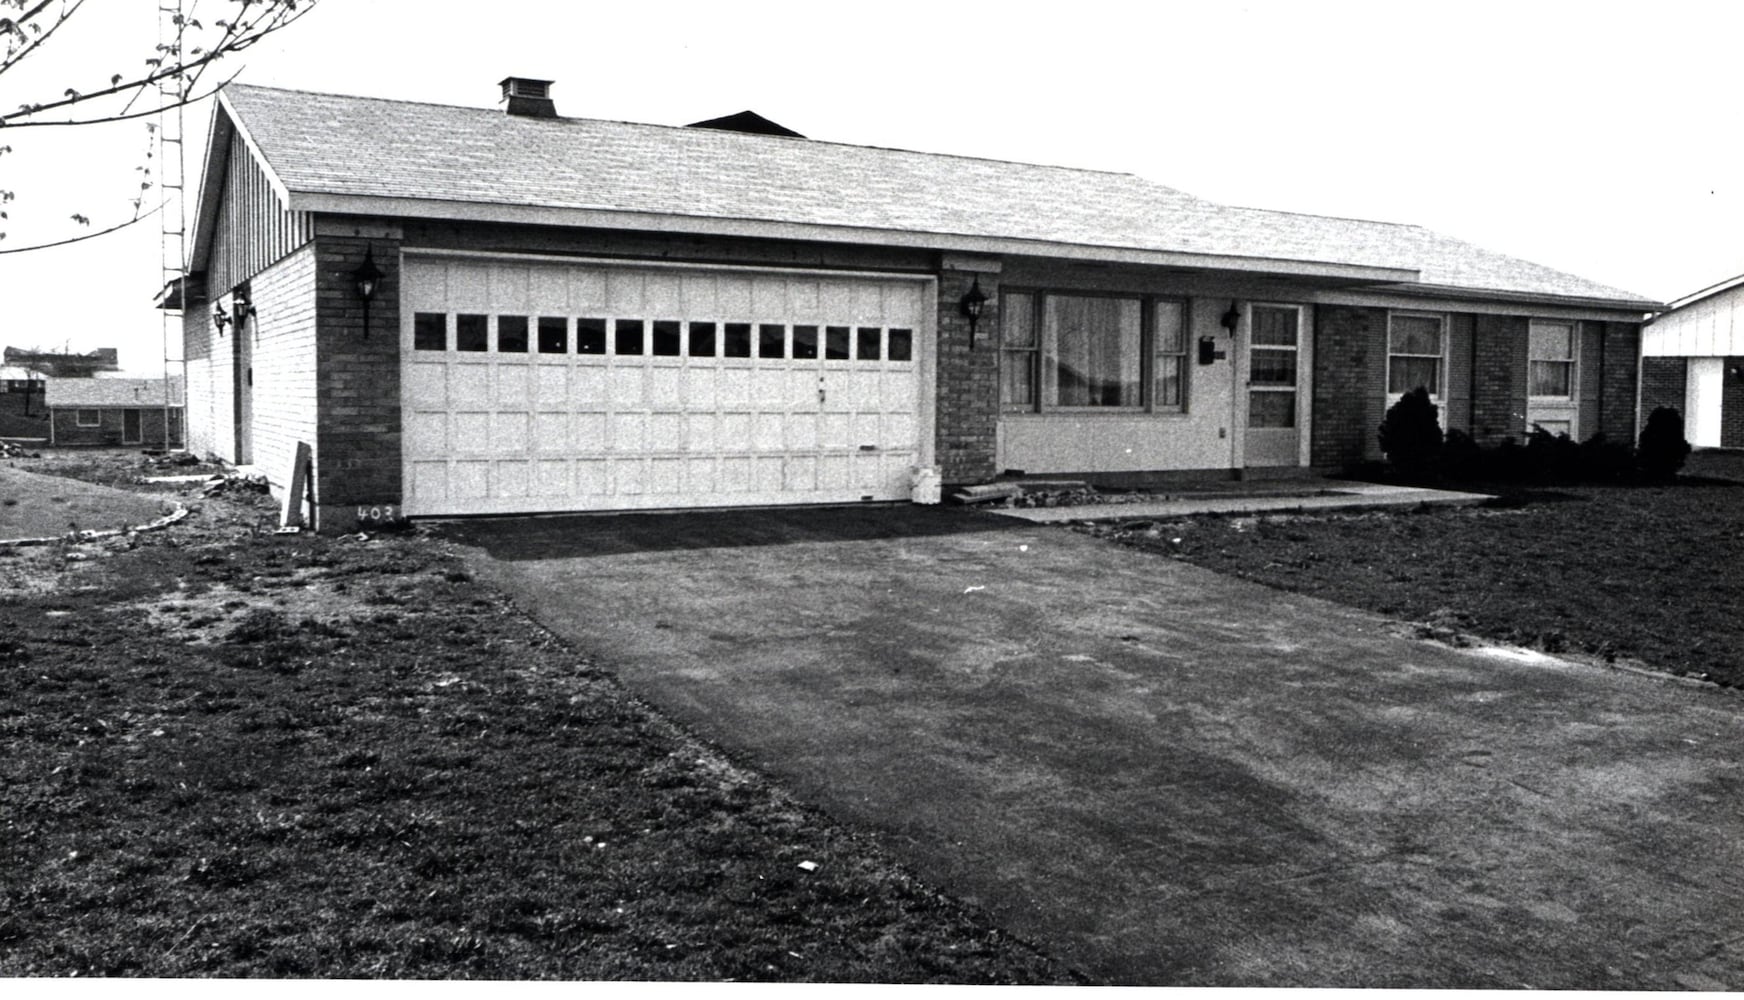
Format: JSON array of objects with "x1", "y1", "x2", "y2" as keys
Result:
[
  {"x1": 220, "y1": 84, "x2": 1655, "y2": 307},
  {"x1": 46, "y1": 377, "x2": 183, "y2": 408}
]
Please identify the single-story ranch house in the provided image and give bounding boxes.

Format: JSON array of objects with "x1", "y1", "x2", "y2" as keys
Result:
[
  {"x1": 45, "y1": 377, "x2": 184, "y2": 448},
  {"x1": 1640, "y1": 273, "x2": 1744, "y2": 448},
  {"x1": 176, "y1": 78, "x2": 1661, "y2": 532}
]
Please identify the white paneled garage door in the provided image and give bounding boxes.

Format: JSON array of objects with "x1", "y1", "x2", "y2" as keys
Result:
[{"x1": 400, "y1": 255, "x2": 934, "y2": 516}]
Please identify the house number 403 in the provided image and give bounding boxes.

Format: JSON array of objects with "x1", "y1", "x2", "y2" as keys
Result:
[{"x1": 356, "y1": 505, "x2": 399, "y2": 523}]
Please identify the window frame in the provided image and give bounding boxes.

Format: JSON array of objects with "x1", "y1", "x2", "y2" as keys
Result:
[
  {"x1": 1527, "y1": 318, "x2": 1577, "y2": 401},
  {"x1": 75, "y1": 408, "x2": 101, "y2": 427},
  {"x1": 999, "y1": 288, "x2": 1191, "y2": 415},
  {"x1": 1385, "y1": 310, "x2": 1449, "y2": 400}
]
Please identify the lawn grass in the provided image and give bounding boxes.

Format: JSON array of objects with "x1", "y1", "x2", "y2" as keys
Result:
[
  {"x1": 0, "y1": 476, "x2": 1074, "y2": 981},
  {"x1": 1078, "y1": 479, "x2": 1744, "y2": 689}
]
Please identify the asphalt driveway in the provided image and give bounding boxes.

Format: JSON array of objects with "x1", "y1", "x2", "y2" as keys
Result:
[{"x1": 447, "y1": 505, "x2": 1744, "y2": 988}]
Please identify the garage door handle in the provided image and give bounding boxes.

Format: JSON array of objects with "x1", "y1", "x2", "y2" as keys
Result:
[{"x1": 859, "y1": 445, "x2": 877, "y2": 451}]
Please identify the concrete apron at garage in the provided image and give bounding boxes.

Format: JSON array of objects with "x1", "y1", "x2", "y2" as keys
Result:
[{"x1": 448, "y1": 506, "x2": 1744, "y2": 989}]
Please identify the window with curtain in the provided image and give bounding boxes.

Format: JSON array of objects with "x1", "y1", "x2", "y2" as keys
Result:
[
  {"x1": 1529, "y1": 320, "x2": 1574, "y2": 397},
  {"x1": 1000, "y1": 290, "x2": 1187, "y2": 412},
  {"x1": 1387, "y1": 313, "x2": 1445, "y2": 395},
  {"x1": 1001, "y1": 292, "x2": 1037, "y2": 408},
  {"x1": 1044, "y1": 295, "x2": 1142, "y2": 407},
  {"x1": 1153, "y1": 299, "x2": 1187, "y2": 410}
]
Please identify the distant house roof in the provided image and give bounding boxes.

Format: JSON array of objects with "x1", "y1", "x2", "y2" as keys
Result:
[
  {"x1": 46, "y1": 377, "x2": 183, "y2": 408},
  {"x1": 202, "y1": 83, "x2": 1658, "y2": 309},
  {"x1": 685, "y1": 110, "x2": 806, "y2": 138},
  {"x1": 0, "y1": 365, "x2": 40, "y2": 381}
]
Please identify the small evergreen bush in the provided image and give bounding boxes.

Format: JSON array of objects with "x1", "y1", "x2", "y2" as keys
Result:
[
  {"x1": 1637, "y1": 406, "x2": 1691, "y2": 481},
  {"x1": 1378, "y1": 387, "x2": 1444, "y2": 478}
]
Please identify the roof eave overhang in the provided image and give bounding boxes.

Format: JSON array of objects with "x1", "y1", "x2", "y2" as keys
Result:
[
  {"x1": 1363, "y1": 281, "x2": 1663, "y2": 316},
  {"x1": 291, "y1": 192, "x2": 1422, "y2": 285}
]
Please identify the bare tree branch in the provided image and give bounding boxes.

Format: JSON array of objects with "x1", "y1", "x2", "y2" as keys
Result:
[
  {"x1": 0, "y1": 199, "x2": 163, "y2": 255},
  {"x1": 1, "y1": 0, "x2": 316, "y2": 127}
]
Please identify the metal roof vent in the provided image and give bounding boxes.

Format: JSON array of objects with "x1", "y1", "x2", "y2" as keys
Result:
[{"x1": 499, "y1": 77, "x2": 556, "y2": 118}]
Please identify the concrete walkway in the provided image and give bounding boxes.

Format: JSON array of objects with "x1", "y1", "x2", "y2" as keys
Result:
[
  {"x1": 987, "y1": 481, "x2": 1494, "y2": 523},
  {"x1": 448, "y1": 506, "x2": 1744, "y2": 989}
]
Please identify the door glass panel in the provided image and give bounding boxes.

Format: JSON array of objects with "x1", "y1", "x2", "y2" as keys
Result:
[
  {"x1": 723, "y1": 322, "x2": 752, "y2": 358},
  {"x1": 537, "y1": 317, "x2": 567, "y2": 353},
  {"x1": 614, "y1": 319, "x2": 645, "y2": 355},
  {"x1": 498, "y1": 315, "x2": 529, "y2": 353},
  {"x1": 688, "y1": 322, "x2": 717, "y2": 358},
  {"x1": 888, "y1": 328, "x2": 913, "y2": 362},
  {"x1": 758, "y1": 324, "x2": 786, "y2": 359},
  {"x1": 792, "y1": 325, "x2": 819, "y2": 360},
  {"x1": 1250, "y1": 306, "x2": 1298, "y2": 346},
  {"x1": 577, "y1": 318, "x2": 607, "y2": 355},
  {"x1": 456, "y1": 314, "x2": 488, "y2": 352},
  {"x1": 856, "y1": 327, "x2": 881, "y2": 361},
  {"x1": 824, "y1": 326, "x2": 850, "y2": 360},
  {"x1": 652, "y1": 320, "x2": 681, "y2": 356},
  {"x1": 1250, "y1": 348, "x2": 1297, "y2": 386}
]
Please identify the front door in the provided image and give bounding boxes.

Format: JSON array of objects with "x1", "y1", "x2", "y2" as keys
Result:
[
  {"x1": 1244, "y1": 303, "x2": 1307, "y2": 467},
  {"x1": 122, "y1": 408, "x2": 142, "y2": 445}
]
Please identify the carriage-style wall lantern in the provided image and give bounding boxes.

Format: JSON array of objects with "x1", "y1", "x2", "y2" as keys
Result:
[
  {"x1": 352, "y1": 248, "x2": 385, "y2": 339},
  {"x1": 1220, "y1": 300, "x2": 1243, "y2": 336},
  {"x1": 212, "y1": 289, "x2": 255, "y2": 335},
  {"x1": 960, "y1": 277, "x2": 989, "y2": 347}
]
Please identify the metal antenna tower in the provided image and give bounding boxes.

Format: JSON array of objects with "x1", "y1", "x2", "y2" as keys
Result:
[{"x1": 157, "y1": 0, "x2": 188, "y2": 451}]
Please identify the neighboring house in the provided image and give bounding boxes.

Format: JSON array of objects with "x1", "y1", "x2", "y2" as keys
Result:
[
  {"x1": 1640, "y1": 274, "x2": 1744, "y2": 448},
  {"x1": 176, "y1": 78, "x2": 1660, "y2": 532},
  {"x1": 45, "y1": 377, "x2": 185, "y2": 448}
]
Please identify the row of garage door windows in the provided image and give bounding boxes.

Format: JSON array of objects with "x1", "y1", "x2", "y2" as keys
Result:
[{"x1": 411, "y1": 313, "x2": 915, "y2": 363}]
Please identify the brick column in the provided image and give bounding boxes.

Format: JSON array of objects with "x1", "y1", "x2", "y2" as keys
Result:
[
  {"x1": 313, "y1": 234, "x2": 403, "y2": 532},
  {"x1": 934, "y1": 259, "x2": 1001, "y2": 485},
  {"x1": 1471, "y1": 314, "x2": 1527, "y2": 444},
  {"x1": 1311, "y1": 305, "x2": 1385, "y2": 467},
  {"x1": 1637, "y1": 356, "x2": 1687, "y2": 431},
  {"x1": 1598, "y1": 322, "x2": 1641, "y2": 442}
]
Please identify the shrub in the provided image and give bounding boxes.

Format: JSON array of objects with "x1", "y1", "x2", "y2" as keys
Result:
[
  {"x1": 1441, "y1": 428, "x2": 1483, "y2": 480},
  {"x1": 1637, "y1": 406, "x2": 1692, "y2": 481},
  {"x1": 1577, "y1": 432, "x2": 1635, "y2": 482},
  {"x1": 1524, "y1": 427, "x2": 1581, "y2": 481},
  {"x1": 1378, "y1": 387, "x2": 1444, "y2": 477}
]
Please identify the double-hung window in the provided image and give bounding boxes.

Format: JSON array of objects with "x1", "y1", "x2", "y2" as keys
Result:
[
  {"x1": 1387, "y1": 312, "x2": 1446, "y2": 397},
  {"x1": 1001, "y1": 291, "x2": 1187, "y2": 412},
  {"x1": 1528, "y1": 320, "x2": 1575, "y2": 398}
]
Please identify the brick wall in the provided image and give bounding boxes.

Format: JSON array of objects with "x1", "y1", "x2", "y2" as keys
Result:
[
  {"x1": 1638, "y1": 356, "x2": 1687, "y2": 429},
  {"x1": 1310, "y1": 305, "x2": 1384, "y2": 467},
  {"x1": 50, "y1": 408, "x2": 182, "y2": 448},
  {"x1": 183, "y1": 298, "x2": 237, "y2": 461},
  {"x1": 1598, "y1": 322, "x2": 1641, "y2": 443},
  {"x1": 1723, "y1": 358, "x2": 1744, "y2": 448},
  {"x1": 313, "y1": 235, "x2": 403, "y2": 532},
  {"x1": 935, "y1": 267, "x2": 1000, "y2": 484},
  {"x1": 1471, "y1": 314, "x2": 1528, "y2": 444},
  {"x1": 247, "y1": 246, "x2": 319, "y2": 507}
]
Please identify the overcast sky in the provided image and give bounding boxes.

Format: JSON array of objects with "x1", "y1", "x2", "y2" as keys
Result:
[{"x1": 3, "y1": 0, "x2": 1739, "y2": 375}]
